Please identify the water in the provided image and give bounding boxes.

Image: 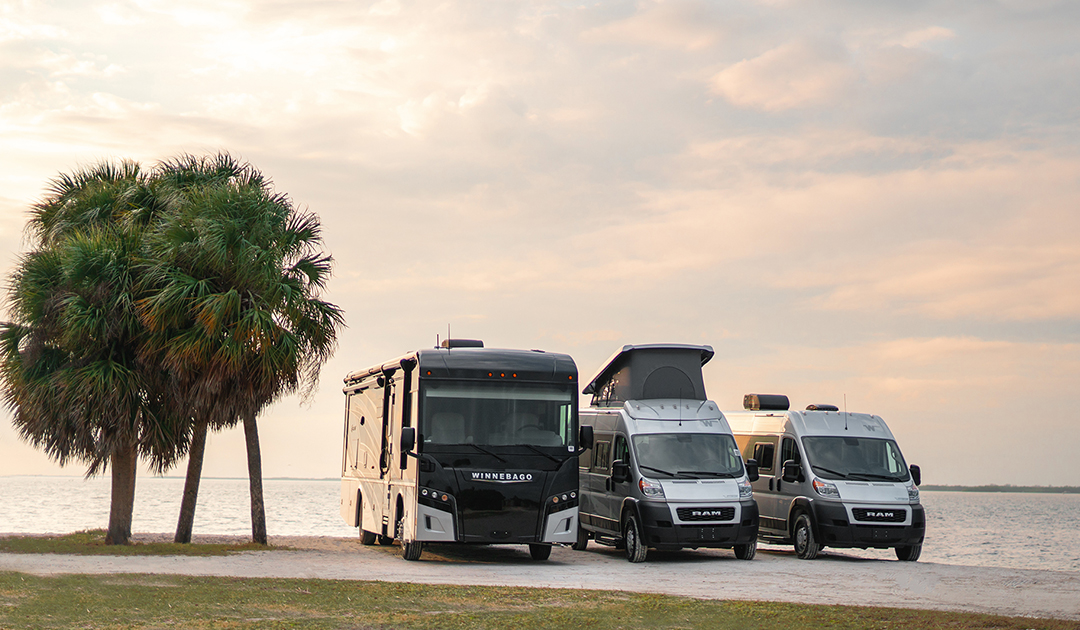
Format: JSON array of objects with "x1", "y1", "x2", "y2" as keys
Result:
[{"x1": 1, "y1": 478, "x2": 1078, "y2": 572}]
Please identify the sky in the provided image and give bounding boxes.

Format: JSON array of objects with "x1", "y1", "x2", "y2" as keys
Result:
[{"x1": 1, "y1": 0, "x2": 1079, "y2": 486}]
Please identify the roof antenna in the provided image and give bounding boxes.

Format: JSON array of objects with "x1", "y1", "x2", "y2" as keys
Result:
[
  {"x1": 844, "y1": 394, "x2": 848, "y2": 431},
  {"x1": 436, "y1": 333, "x2": 440, "y2": 348},
  {"x1": 447, "y1": 323, "x2": 451, "y2": 351}
]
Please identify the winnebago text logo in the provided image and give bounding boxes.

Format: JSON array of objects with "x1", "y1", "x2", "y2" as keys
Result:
[{"x1": 470, "y1": 471, "x2": 535, "y2": 483}]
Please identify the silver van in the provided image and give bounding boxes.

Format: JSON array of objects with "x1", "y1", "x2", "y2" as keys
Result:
[
  {"x1": 573, "y1": 344, "x2": 760, "y2": 562},
  {"x1": 727, "y1": 394, "x2": 925, "y2": 561}
]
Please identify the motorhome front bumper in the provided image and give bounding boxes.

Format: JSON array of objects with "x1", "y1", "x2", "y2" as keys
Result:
[
  {"x1": 638, "y1": 500, "x2": 758, "y2": 550},
  {"x1": 811, "y1": 502, "x2": 925, "y2": 548}
]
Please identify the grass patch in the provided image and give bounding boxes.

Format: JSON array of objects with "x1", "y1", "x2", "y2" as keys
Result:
[
  {"x1": 0, "y1": 530, "x2": 274, "y2": 556},
  {"x1": 0, "y1": 572, "x2": 1074, "y2": 630}
]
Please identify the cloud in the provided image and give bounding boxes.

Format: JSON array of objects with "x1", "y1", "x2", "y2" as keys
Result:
[
  {"x1": 711, "y1": 40, "x2": 858, "y2": 111},
  {"x1": 582, "y1": 1, "x2": 725, "y2": 51}
]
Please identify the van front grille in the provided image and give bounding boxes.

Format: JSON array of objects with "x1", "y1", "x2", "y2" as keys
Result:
[
  {"x1": 676, "y1": 507, "x2": 735, "y2": 522},
  {"x1": 852, "y1": 508, "x2": 906, "y2": 523}
]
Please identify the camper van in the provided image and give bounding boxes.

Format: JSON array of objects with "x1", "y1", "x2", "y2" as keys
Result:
[
  {"x1": 726, "y1": 394, "x2": 924, "y2": 561},
  {"x1": 340, "y1": 340, "x2": 587, "y2": 561},
  {"x1": 575, "y1": 344, "x2": 760, "y2": 563}
]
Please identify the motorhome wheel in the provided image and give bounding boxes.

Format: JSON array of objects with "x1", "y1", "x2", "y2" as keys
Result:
[
  {"x1": 623, "y1": 514, "x2": 648, "y2": 563},
  {"x1": 734, "y1": 540, "x2": 756, "y2": 560},
  {"x1": 895, "y1": 544, "x2": 921, "y2": 562},
  {"x1": 397, "y1": 515, "x2": 423, "y2": 561},
  {"x1": 377, "y1": 534, "x2": 394, "y2": 545},
  {"x1": 529, "y1": 544, "x2": 552, "y2": 560},
  {"x1": 360, "y1": 529, "x2": 377, "y2": 545},
  {"x1": 793, "y1": 513, "x2": 820, "y2": 560}
]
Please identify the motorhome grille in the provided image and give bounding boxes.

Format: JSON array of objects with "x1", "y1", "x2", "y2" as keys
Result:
[
  {"x1": 852, "y1": 508, "x2": 906, "y2": 523},
  {"x1": 677, "y1": 507, "x2": 735, "y2": 522}
]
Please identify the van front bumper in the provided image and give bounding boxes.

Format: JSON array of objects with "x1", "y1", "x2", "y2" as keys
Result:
[
  {"x1": 638, "y1": 500, "x2": 759, "y2": 550},
  {"x1": 811, "y1": 502, "x2": 925, "y2": 548}
]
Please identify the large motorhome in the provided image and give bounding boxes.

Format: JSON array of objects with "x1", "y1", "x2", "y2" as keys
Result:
[
  {"x1": 340, "y1": 339, "x2": 586, "y2": 561},
  {"x1": 726, "y1": 394, "x2": 925, "y2": 561},
  {"x1": 575, "y1": 344, "x2": 760, "y2": 562}
]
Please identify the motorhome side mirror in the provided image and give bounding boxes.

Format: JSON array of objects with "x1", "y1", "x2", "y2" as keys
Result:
[
  {"x1": 579, "y1": 425, "x2": 594, "y2": 450},
  {"x1": 910, "y1": 464, "x2": 921, "y2": 486},
  {"x1": 782, "y1": 459, "x2": 800, "y2": 483},
  {"x1": 611, "y1": 460, "x2": 630, "y2": 484},
  {"x1": 400, "y1": 427, "x2": 416, "y2": 453},
  {"x1": 745, "y1": 458, "x2": 760, "y2": 483}
]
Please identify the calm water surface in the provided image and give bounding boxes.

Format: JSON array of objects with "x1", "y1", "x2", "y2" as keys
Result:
[{"x1": 1, "y1": 478, "x2": 1077, "y2": 572}]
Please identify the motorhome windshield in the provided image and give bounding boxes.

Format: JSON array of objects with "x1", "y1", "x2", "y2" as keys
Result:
[
  {"x1": 421, "y1": 381, "x2": 574, "y2": 449},
  {"x1": 802, "y1": 436, "x2": 910, "y2": 482},
  {"x1": 632, "y1": 433, "x2": 744, "y2": 479}
]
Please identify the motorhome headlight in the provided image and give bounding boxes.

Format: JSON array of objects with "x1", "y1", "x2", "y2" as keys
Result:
[
  {"x1": 738, "y1": 478, "x2": 753, "y2": 499},
  {"x1": 812, "y1": 478, "x2": 840, "y2": 498},
  {"x1": 639, "y1": 477, "x2": 665, "y2": 498},
  {"x1": 907, "y1": 484, "x2": 920, "y2": 502}
]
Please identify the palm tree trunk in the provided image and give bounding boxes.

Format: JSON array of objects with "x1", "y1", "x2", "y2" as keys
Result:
[
  {"x1": 105, "y1": 442, "x2": 138, "y2": 545},
  {"x1": 174, "y1": 418, "x2": 209, "y2": 543},
  {"x1": 242, "y1": 411, "x2": 268, "y2": 545}
]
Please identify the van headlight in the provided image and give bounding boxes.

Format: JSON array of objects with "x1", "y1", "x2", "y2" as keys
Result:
[
  {"x1": 639, "y1": 477, "x2": 665, "y2": 498},
  {"x1": 812, "y1": 478, "x2": 840, "y2": 498},
  {"x1": 738, "y1": 478, "x2": 753, "y2": 499},
  {"x1": 907, "y1": 484, "x2": 920, "y2": 502}
]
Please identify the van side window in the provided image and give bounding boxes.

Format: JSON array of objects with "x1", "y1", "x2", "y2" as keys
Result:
[
  {"x1": 613, "y1": 435, "x2": 629, "y2": 466},
  {"x1": 592, "y1": 441, "x2": 611, "y2": 472},
  {"x1": 752, "y1": 442, "x2": 776, "y2": 472},
  {"x1": 781, "y1": 436, "x2": 801, "y2": 466}
]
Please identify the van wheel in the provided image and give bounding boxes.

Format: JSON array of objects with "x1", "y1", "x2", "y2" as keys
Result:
[
  {"x1": 734, "y1": 540, "x2": 757, "y2": 560},
  {"x1": 529, "y1": 544, "x2": 552, "y2": 560},
  {"x1": 793, "y1": 513, "x2": 820, "y2": 560},
  {"x1": 571, "y1": 524, "x2": 589, "y2": 551},
  {"x1": 895, "y1": 544, "x2": 921, "y2": 561},
  {"x1": 623, "y1": 513, "x2": 648, "y2": 563}
]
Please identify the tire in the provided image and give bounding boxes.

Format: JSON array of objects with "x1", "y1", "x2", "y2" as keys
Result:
[
  {"x1": 734, "y1": 540, "x2": 757, "y2": 560},
  {"x1": 623, "y1": 513, "x2": 648, "y2": 563},
  {"x1": 397, "y1": 512, "x2": 423, "y2": 561},
  {"x1": 793, "y1": 513, "x2": 820, "y2": 560},
  {"x1": 358, "y1": 498, "x2": 377, "y2": 545},
  {"x1": 571, "y1": 524, "x2": 589, "y2": 551},
  {"x1": 529, "y1": 544, "x2": 552, "y2": 560},
  {"x1": 895, "y1": 544, "x2": 921, "y2": 562},
  {"x1": 377, "y1": 534, "x2": 394, "y2": 546}
]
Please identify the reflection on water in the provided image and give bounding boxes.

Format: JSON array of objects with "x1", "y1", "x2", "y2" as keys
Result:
[
  {"x1": 2, "y1": 479, "x2": 1078, "y2": 572},
  {"x1": 0, "y1": 475, "x2": 357, "y2": 539}
]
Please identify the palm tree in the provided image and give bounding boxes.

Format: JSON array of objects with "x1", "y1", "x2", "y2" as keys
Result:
[
  {"x1": 0, "y1": 162, "x2": 188, "y2": 545},
  {"x1": 141, "y1": 153, "x2": 344, "y2": 544}
]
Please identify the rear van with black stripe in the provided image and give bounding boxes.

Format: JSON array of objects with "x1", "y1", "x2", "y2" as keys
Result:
[{"x1": 726, "y1": 395, "x2": 925, "y2": 561}]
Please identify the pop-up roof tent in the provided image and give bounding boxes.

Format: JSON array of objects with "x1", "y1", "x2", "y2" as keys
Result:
[{"x1": 582, "y1": 343, "x2": 714, "y2": 407}]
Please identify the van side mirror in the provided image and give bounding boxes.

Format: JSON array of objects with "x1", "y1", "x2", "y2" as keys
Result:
[
  {"x1": 611, "y1": 460, "x2": 630, "y2": 484},
  {"x1": 781, "y1": 459, "x2": 801, "y2": 483},
  {"x1": 578, "y1": 425, "x2": 594, "y2": 450},
  {"x1": 745, "y1": 458, "x2": 759, "y2": 483},
  {"x1": 909, "y1": 464, "x2": 921, "y2": 486},
  {"x1": 400, "y1": 427, "x2": 416, "y2": 453}
]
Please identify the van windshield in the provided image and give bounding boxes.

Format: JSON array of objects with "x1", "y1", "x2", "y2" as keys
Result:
[
  {"x1": 421, "y1": 380, "x2": 575, "y2": 449},
  {"x1": 802, "y1": 437, "x2": 910, "y2": 482},
  {"x1": 632, "y1": 433, "x2": 744, "y2": 479}
]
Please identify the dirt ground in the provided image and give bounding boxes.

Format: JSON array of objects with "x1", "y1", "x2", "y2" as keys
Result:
[{"x1": 2, "y1": 534, "x2": 1078, "y2": 621}]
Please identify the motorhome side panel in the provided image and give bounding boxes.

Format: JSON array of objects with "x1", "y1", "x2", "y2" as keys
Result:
[{"x1": 340, "y1": 377, "x2": 390, "y2": 532}]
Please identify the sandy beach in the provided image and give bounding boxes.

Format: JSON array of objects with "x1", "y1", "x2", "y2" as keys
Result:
[{"x1": 2, "y1": 534, "x2": 1078, "y2": 621}]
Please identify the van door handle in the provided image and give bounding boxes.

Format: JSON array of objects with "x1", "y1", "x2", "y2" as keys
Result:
[
  {"x1": 776, "y1": 480, "x2": 781, "y2": 491},
  {"x1": 769, "y1": 479, "x2": 774, "y2": 491}
]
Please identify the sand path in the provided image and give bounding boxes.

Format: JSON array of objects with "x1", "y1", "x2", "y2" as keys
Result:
[{"x1": 2, "y1": 535, "x2": 1077, "y2": 621}]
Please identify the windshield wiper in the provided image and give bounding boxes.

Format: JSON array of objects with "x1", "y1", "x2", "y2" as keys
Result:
[
  {"x1": 639, "y1": 464, "x2": 679, "y2": 478},
  {"x1": 847, "y1": 472, "x2": 905, "y2": 482},
  {"x1": 463, "y1": 443, "x2": 507, "y2": 463},
  {"x1": 677, "y1": 470, "x2": 740, "y2": 479},
  {"x1": 514, "y1": 443, "x2": 561, "y2": 465},
  {"x1": 811, "y1": 465, "x2": 849, "y2": 479}
]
